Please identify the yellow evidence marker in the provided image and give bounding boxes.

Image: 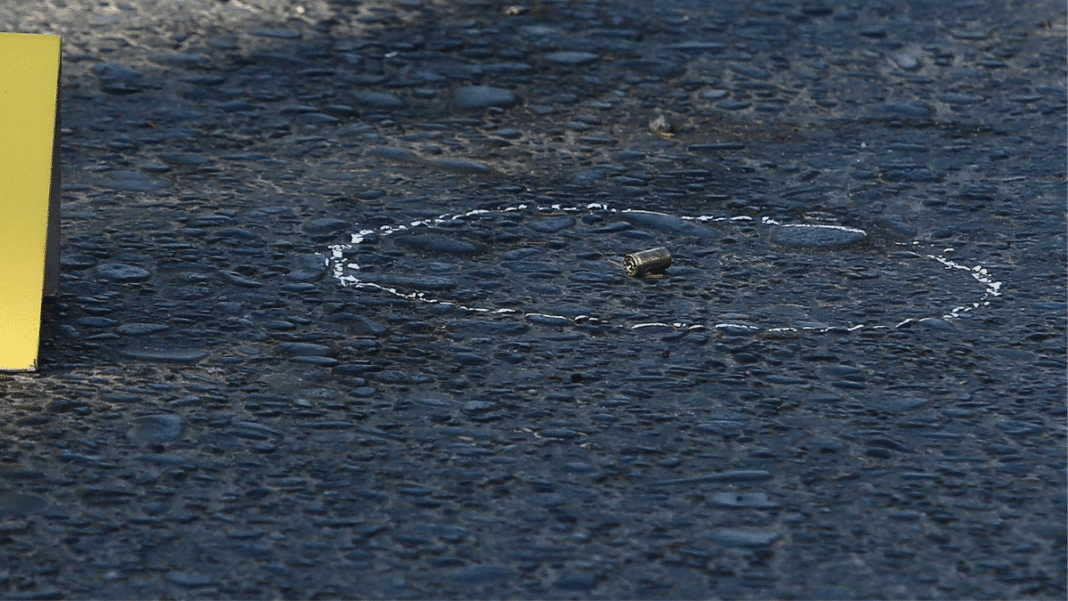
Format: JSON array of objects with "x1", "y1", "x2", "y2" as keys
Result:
[{"x1": 0, "y1": 33, "x2": 61, "y2": 371}]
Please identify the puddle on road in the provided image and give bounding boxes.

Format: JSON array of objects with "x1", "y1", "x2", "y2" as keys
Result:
[{"x1": 324, "y1": 203, "x2": 1004, "y2": 335}]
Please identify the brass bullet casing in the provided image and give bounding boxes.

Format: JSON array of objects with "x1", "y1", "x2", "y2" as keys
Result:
[{"x1": 624, "y1": 247, "x2": 672, "y2": 277}]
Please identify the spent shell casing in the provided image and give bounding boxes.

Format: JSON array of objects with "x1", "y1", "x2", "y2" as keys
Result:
[{"x1": 623, "y1": 247, "x2": 672, "y2": 277}]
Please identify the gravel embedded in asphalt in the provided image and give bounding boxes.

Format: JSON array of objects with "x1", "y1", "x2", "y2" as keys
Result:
[{"x1": 0, "y1": 0, "x2": 1065, "y2": 599}]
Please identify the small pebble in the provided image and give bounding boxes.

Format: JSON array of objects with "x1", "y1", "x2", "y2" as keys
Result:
[
  {"x1": 96, "y1": 170, "x2": 170, "y2": 192},
  {"x1": 717, "y1": 100, "x2": 752, "y2": 110},
  {"x1": 699, "y1": 89, "x2": 728, "y2": 100},
  {"x1": 116, "y1": 323, "x2": 169, "y2": 336},
  {"x1": 770, "y1": 224, "x2": 867, "y2": 249},
  {"x1": 526, "y1": 215, "x2": 575, "y2": 233},
  {"x1": 711, "y1": 528, "x2": 781, "y2": 547},
  {"x1": 890, "y1": 52, "x2": 921, "y2": 71},
  {"x1": 164, "y1": 571, "x2": 215, "y2": 587},
  {"x1": 452, "y1": 86, "x2": 519, "y2": 110},
  {"x1": 278, "y1": 343, "x2": 335, "y2": 357},
  {"x1": 252, "y1": 28, "x2": 301, "y2": 39},
  {"x1": 941, "y1": 93, "x2": 983, "y2": 105},
  {"x1": 92, "y1": 63, "x2": 143, "y2": 81},
  {"x1": 432, "y1": 158, "x2": 492, "y2": 173},
  {"x1": 881, "y1": 99, "x2": 933, "y2": 119},
  {"x1": 352, "y1": 91, "x2": 407, "y2": 109},
  {"x1": 448, "y1": 321, "x2": 529, "y2": 336},
  {"x1": 127, "y1": 415, "x2": 184, "y2": 444},
  {"x1": 730, "y1": 64, "x2": 771, "y2": 80},
  {"x1": 621, "y1": 210, "x2": 716, "y2": 239},
  {"x1": 96, "y1": 264, "x2": 151, "y2": 282},
  {"x1": 544, "y1": 51, "x2": 600, "y2": 66},
  {"x1": 305, "y1": 218, "x2": 350, "y2": 236},
  {"x1": 709, "y1": 492, "x2": 781, "y2": 509},
  {"x1": 368, "y1": 146, "x2": 423, "y2": 163},
  {"x1": 119, "y1": 349, "x2": 208, "y2": 363}
]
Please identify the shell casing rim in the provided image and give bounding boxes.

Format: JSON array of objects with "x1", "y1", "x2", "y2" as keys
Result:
[{"x1": 623, "y1": 247, "x2": 672, "y2": 277}]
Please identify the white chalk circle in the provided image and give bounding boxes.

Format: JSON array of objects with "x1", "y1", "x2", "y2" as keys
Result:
[{"x1": 324, "y1": 204, "x2": 1004, "y2": 335}]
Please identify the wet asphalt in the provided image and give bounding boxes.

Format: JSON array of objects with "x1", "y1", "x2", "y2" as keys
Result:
[{"x1": 0, "y1": 0, "x2": 1066, "y2": 599}]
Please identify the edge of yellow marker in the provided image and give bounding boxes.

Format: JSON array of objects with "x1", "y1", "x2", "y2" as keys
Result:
[{"x1": 0, "y1": 33, "x2": 61, "y2": 372}]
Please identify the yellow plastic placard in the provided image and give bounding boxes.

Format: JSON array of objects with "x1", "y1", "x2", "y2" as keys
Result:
[{"x1": 0, "y1": 33, "x2": 61, "y2": 371}]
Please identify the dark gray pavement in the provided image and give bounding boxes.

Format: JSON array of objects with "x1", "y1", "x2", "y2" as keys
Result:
[{"x1": 0, "y1": 0, "x2": 1066, "y2": 598}]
